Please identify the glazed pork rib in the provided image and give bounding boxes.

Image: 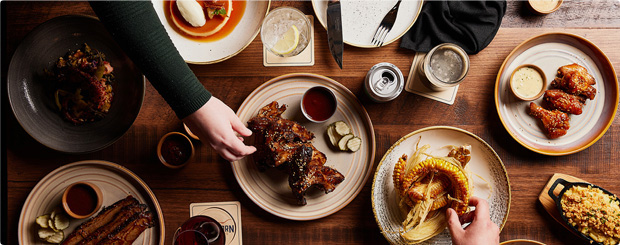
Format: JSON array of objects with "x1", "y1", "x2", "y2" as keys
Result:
[
  {"x1": 248, "y1": 101, "x2": 345, "y2": 205},
  {"x1": 98, "y1": 211, "x2": 154, "y2": 245},
  {"x1": 62, "y1": 196, "x2": 154, "y2": 245},
  {"x1": 62, "y1": 196, "x2": 139, "y2": 245},
  {"x1": 77, "y1": 204, "x2": 147, "y2": 245}
]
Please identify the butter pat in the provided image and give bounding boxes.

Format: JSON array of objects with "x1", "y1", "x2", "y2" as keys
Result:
[{"x1": 176, "y1": 0, "x2": 206, "y2": 27}]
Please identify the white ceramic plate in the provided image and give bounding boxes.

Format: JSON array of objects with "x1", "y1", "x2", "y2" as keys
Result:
[
  {"x1": 18, "y1": 160, "x2": 165, "y2": 244},
  {"x1": 152, "y1": 0, "x2": 270, "y2": 64},
  {"x1": 371, "y1": 126, "x2": 510, "y2": 244},
  {"x1": 233, "y1": 73, "x2": 375, "y2": 220},
  {"x1": 495, "y1": 33, "x2": 619, "y2": 155},
  {"x1": 312, "y1": 0, "x2": 423, "y2": 48}
]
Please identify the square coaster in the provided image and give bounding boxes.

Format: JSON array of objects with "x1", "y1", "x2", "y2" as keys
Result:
[
  {"x1": 190, "y1": 201, "x2": 242, "y2": 245},
  {"x1": 263, "y1": 15, "x2": 315, "y2": 67},
  {"x1": 405, "y1": 52, "x2": 459, "y2": 105}
]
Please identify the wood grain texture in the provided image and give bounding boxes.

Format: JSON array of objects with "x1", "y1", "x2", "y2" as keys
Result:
[
  {"x1": 537, "y1": 173, "x2": 586, "y2": 235},
  {"x1": 3, "y1": 1, "x2": 620, "y2": 245}
]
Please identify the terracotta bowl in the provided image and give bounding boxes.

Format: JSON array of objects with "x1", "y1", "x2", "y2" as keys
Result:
[
  {"x1": 62, "y1": 181, "x2": 103, "y2": 219},
  {"x1": 528, "y1": 0, "x2": 563, "y2": 15},
  {"x1": 157, "y1": 132, "x2": 195, "y2": 169},
  {"x1": 183, "y1": 123, "x2": 200, "y2": 140}
]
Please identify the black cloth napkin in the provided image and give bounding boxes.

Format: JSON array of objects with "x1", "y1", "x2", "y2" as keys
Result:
[{"x1": 400, "y1": 0, "x2": 506, "y2": 54}]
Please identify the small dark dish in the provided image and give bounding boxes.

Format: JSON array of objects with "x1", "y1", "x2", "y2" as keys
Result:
[
  {"x1": 7, "y1": 15, "x2": 145, "y2": 153},
  {"x1": 157, "y1": 132, "x2": 195, "y2": 169},
  {"x1": 548, "y1": 178, "x2": 618, "y2": 245}
]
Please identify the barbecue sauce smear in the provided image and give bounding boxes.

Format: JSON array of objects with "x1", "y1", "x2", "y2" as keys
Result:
[{"x1": 165, "y1": 0, "x2": 246, "y2": 42}]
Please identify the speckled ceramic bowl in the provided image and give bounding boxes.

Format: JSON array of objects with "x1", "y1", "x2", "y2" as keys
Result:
[{"x1": 7, "y1": 15, "x2": 145, "y2": 153}]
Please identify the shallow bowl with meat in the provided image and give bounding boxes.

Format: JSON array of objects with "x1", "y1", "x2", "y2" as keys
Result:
[{"x1": 7, "y1": 15, "x2": 145, "y2": 153}]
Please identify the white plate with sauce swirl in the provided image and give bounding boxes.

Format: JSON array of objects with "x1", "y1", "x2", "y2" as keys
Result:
[{"x1": 153, "y1": 0, "x2": 270, "y2": 64}]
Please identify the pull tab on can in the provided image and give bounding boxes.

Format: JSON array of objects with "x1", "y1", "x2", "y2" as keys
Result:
[
  {"x1": 374, "y1": 70, "x2": 396, "y2": 92},
  {"x1": 364, "y1": 62, "x2": 404, "y2": 103}
]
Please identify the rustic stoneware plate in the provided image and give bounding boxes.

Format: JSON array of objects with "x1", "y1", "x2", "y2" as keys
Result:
[
  {"x1": 371, "y1": 126, "x2": 510, "y2": 244},
  {"x1": 495, "y1": 32, "x2": 619, "y2": 156},
  {"x1": 7, "y1": 15, "x2": 145, "y2": 154},
  {"x1": 312, "y1": 0, "x2": 423, "y2": 48},
  {"x1": 152, "y1": 0, "x2": 270, "y2": 64},
  {"x1": 233, "y1": 73, "x2": 375, "y2": 220},
  {"x1": 18, "y1": 160, "x2": 165, "y2": 244}
]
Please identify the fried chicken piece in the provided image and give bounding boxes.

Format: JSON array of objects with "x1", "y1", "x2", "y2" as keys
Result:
[
  {"x1": 543, "y1": 89, "x2": 586, "y2": 115},
  {"x1": 248, "y1": 101, "x2": 345, "y2": 205},
  {"x1": 529, "y1": 102, "x2": 571, "y2": 139},
  {"x1": 551, "y1": 63, "x2": 596, "y2": 100}
]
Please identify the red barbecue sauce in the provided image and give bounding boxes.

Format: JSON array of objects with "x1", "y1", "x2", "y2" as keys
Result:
[
  {"x1": 66, "y1": 183, "x2": 98, "y2": 216},
  {"x1": 302, "y1": 87, "x2": 337, "y2": 122},
  {"x1": 161, "y1": 134, "x2": 192, "y2": 166}
]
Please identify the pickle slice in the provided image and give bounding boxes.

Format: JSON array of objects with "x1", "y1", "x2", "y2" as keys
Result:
[
  {"x1": 333, "y1": 121, "x2": 351, "y2": 136},
  {"x1": 346, "y1": 136, "x2": 362, "y2": 152},
  {"x1": 338, "y1": 134, "x2": 354, "y2": 151},
  {"x1": 36, "y1": 214, "x2": 50, "y2": 228},
  {"x1": 326, "y1": 124, "x2": 340, "y2": 147},
  {"x1": 53, "y1": 213, "x2": 70, "y2": 230},
  {"x1": 45, "y1": 230, "x2": 64, "y2": 244}
]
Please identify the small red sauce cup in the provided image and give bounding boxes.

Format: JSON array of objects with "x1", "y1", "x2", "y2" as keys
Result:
[
  {"x1": 301, "y1": 86, "x2": 337, "y2": 123},
  {"x1": 157, "y1": 132, "x2": 195, "y2": 169},
  {"x1": 62, "y1": 181, "x2": 103, "y2": 219}
]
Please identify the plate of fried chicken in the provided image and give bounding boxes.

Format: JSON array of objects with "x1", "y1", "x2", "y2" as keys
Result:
[
  {"x1": 233, "y1": 73, "x2": 375, "y2": 220},
  {"x1": 495, "y1": 32, "x2": 619, "y2": 156}
]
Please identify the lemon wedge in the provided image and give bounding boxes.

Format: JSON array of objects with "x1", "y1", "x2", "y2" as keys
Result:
[{"x1": 271, "y1": 25, "x2": 300, "y2": 55}]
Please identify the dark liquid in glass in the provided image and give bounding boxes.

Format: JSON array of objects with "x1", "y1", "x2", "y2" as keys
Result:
[{"x1": 174, "y1": 216, "x2": 225, "y2": 245}]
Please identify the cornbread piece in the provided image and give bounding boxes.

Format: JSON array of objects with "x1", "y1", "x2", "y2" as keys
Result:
[{"x1": 561, "y1": 185, "x2": 620, "y2": 245}]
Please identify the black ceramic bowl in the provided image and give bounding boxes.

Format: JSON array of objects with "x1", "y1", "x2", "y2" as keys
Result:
[
  {"x1": 7, "y1": 15, "x2": 145, "y2": 153},
  {"x1": 548, "y1": 178, "x2": 618, "y2": 245}
]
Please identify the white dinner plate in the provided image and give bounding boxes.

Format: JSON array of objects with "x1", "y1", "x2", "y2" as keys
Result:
[
  {"x1": 233, "y1": 73, "x2": 375, "y2": 220},
  {"x1": 312, "y1": 0, "x2": 423, "y2": 48},
  {"x1": 495, "y1": 33, "x2": 619, "y2": 155},
  {"x1": 371, "y1": 126, "x2": 510, "y2": 244},
  {"x1": 18, "y1": 160, "x2": 165, "y2": 244},
  {"x1": 152, "y1": 0, "x2": 270, "y2": 64}
]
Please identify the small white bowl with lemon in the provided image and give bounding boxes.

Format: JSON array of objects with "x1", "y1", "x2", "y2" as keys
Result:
[{"x1": 260, "y1": 7, "x2": 311, "y2": 57}]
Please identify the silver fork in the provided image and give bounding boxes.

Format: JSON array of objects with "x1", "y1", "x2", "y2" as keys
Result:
[{"x1": 371, "y1": 0, "x2": 402, "y2": 47}]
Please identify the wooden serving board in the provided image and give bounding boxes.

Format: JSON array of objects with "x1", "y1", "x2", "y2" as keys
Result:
[{"x1": 538, "y1": 173, "x2": 587, "y2": 235}]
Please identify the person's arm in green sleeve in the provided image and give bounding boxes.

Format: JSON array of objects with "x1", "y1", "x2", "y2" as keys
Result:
[{"x1": 90, "y1": 1, "x2": 255, "y2": 161}]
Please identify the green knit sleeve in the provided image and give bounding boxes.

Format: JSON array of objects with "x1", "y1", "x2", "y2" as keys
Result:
[{"x1": 90, "y1": 1, "x2": 211, "y2": 119}]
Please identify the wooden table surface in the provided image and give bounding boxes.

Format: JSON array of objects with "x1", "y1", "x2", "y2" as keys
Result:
[{"x1": 4, "y1": 1, "x2": 620, "y2": 244}]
